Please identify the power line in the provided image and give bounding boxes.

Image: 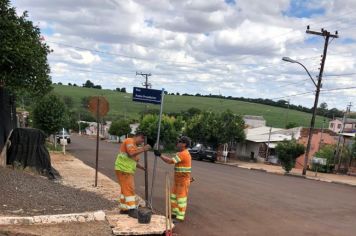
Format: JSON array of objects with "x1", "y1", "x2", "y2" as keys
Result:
[{"x1": 320, "y1": 86, "x2": 356, "y2": 92}]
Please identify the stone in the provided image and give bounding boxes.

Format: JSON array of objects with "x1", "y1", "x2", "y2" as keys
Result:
[{"x1": 93, "y1": 211, "x2": 106, "y2": 221}]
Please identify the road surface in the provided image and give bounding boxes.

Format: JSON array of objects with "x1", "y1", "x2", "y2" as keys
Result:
[{"x1": 68, "y1": 135, "x2": 356, "y2": 236}]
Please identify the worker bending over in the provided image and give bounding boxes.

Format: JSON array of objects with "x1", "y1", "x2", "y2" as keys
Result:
[
  {"x1": 115, "y1": 132, "x2": 151, "y2": 217},
  {"x1": 154, "y1": 136, "x2": 192, "y2": 223}
]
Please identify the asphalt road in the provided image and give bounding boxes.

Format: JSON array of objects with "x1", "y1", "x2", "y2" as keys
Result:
[{"x1": 68, "y1": 135, "x2": 356, "y2": 236}]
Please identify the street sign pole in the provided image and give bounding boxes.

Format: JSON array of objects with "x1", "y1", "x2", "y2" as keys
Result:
[
  {"x1": 144, "y1": 136, "x2": 149, "y2": 201},
  {"x1": 95, "y1": 97, "x2": 100, "y2": 187},
  {"x1": 150, "y1": 89, "x2": 165, "y2": 207}
]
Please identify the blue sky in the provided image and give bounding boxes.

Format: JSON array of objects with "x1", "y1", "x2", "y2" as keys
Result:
[{"x1": 12, "y1": 0, "x2": 356, "y2": 110}]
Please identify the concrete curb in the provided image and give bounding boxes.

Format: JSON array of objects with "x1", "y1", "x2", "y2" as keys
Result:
[
  {"x1": 216, "y1": 161, "x2": 356, "y2": 188},
  {"x1": 0, "y1": 210, "x2": 106, "y2": 226}
]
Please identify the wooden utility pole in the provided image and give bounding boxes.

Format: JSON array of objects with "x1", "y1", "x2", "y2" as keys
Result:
[
  {"x1": 335, "y1": 102, "x2": 352, "y2": 172},
  {"x1": 302, "y1": 26, "x2": 338, "y2": 176}
]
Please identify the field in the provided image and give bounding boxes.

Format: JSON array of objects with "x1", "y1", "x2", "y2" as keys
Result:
[{"x1": 53, "y1": 84, "x2": 326, "y2": 128}]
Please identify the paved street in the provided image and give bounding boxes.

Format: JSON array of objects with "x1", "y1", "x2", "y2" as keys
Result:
[{"x1": 68, "y1": 135, "x2": 356, "y2": 236}]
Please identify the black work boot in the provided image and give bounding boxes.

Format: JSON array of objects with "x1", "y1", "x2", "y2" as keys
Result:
[{"x1": 128, "y1": 209, "x2": 138, "y2": 219}]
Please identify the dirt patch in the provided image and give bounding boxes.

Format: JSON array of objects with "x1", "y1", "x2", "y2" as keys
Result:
[
  {"x1": 51, "y1": 152, "x2": 122, "y2": 204},
  {"x1": 0, "y1": 167, "x2": 116, "y2": 216}
]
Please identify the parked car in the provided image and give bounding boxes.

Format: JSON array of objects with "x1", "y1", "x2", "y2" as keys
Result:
[
  {"x1": 188, "y1": 144, "x2": 217, "y2": 162},
  {"x1": 56, "y1": 129, "x2": 71, "y2": 144}
]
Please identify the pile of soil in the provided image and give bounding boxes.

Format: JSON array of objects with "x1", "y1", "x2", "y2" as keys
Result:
[{"x1": 0, "y1": 167, "x2": 117, "y2": 216}]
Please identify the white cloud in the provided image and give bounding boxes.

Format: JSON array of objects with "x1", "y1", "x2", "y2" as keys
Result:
[{"x1": 11, "y1": 0, "x2": 356, "y2": 110}]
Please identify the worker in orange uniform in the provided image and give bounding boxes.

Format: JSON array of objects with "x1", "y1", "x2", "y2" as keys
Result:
[
  {"x1": 154, "y1": 136, "x2": 192, "y2": 223},
  {"x1": 115, "y1": 132, "x2": 151, "y2": 217}
]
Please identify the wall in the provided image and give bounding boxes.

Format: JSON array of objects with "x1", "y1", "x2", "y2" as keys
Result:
[
  {"x1": 295, "y1": 129, "x2": 337, "y2": 169},
  {"x1": 235, "y1": 141, "x2": 263, "y2": 161}
]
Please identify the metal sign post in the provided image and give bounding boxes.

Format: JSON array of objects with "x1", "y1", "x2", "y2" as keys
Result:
[
  {"x1": 150, "y1": 89, "x2": 165, "y2": 207},
  {"x1": 95, "y1": 97, "x2": 100, "y2": 187},
  {"x1": 132, "y1": 87, "x2": 164, "y2": 206},
  {"x1": 88, "y1": 96, "x2": 109, "y2": 187},
  {"x1": 144, "y1": 136, "x2": 149, "y2": 201}
]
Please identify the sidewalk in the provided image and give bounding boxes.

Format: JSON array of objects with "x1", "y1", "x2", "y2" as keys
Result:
[
  {"x1": 1, "y1": 152, "x2": 170, "y2": 236},
  {"x1": 218, "y1": 160, "x2": 356, "y2": 187}
]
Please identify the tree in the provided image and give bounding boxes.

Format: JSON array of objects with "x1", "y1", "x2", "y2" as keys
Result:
[
  {"x1": 185, "y1": 110, "x2": 245, "y2": 148},
  {"x1": 138, "y1": 114, "x2": 183, "y2": 150},
  {"x1": 115, "y1": 88, "x2": 121, "y2": 92},
  {"x1": 276, "y1": 140, "x2": 305, "y2": 173},
  {"x1": 347, "y1": 137, "x2": 356, "y2": 169},
  {"x1": 83, "y1": 80, "x2": 94, "y2": 88},
  {"x1": 62, "y1": 95, "x2": 74, "y2": 109},
  {"x1": 109, "y1": 120, "x2": 131, "y2": 141},
  {"x1": 33, "y1": 94, "x2": 67, "y2": 136},
  {"x1": 120, "y1": 87, "x2": 126, "y2": 93},
  {"x1": 317, "y1": 102, "x2": 328, "y2": 116},
  {"x1": 286, "y1": 122, "x2": 298, "y2": 129},
  {"x1": 185, "y1": 107, "x2": 201, "y2": 120},
  {"x1": 81, "y1": 96, "x2": 90, "y2": 109},
  {"x1": 1, "y1": 0, "x2": 52, "y2": 97},
  {"x1": 218, "y1": 110, "x2": 245, "y2": 144},
  {"x1": 93, "y1": 85, "x2": 102, "y2": 89},
  {"x1": 314, "y1": 144, "x2": 335, "y2": 172}
]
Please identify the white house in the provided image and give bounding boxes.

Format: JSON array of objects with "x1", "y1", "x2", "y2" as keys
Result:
[
  {"x1": 329, "y1": 118, "x2": 356, "y2": 133},
  {"x1": 235, "y1": 126, "x2": 302, "y2": 163},
  {"x1": 243, "y1": 115, "x2": 266, "y2": 128}
]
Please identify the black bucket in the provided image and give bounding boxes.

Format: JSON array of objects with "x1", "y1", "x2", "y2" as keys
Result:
[{"x1": 137, "y1": 207, "x2": 152, "y2": 224}]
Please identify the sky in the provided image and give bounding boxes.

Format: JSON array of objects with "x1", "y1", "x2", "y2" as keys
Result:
[{"x1": 11, "y1": 0, "x2": 356, "y2": 110}]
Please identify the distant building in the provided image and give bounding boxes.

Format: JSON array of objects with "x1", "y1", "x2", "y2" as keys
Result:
[
  {"x1": 295, "y1": 128, "x2": 338, "y2": 169},
  {"x1": 243, "y1": 115, "x2": 266, "y2": 128},
  {"x1": 235, "y1": 126, "x2": 301, "y2": 163},
  {"x1": 329, "y1": 118, "x2": 356, "y2": 133}
]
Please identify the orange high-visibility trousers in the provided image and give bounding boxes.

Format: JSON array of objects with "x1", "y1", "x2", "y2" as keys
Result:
[
  {"x1": 171, "y1": 173, "x2": 190, "y2": 220},
  {"x1": 115, "y1": 170, "x2": 136, "y2": 210}
]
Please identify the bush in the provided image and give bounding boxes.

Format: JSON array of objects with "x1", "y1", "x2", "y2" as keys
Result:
[
  {"x1": 286, "y1": 122, "x2": 298, "y2": 129},
  {"x1": 276, "y1": 140, "x2": 305, "y2": 173},
  {"x1": 138, "y1": 114, "x2": 184, "y2": 150},
  {"x1": 185, "y1": 110, "x2": 245, "y2": 148},
  {"x1": 33, "y1": 94, "x2": 67, "y2": 136},
  {"x1": 109, "y1": 119, "x2": 131, "y2": 139}
]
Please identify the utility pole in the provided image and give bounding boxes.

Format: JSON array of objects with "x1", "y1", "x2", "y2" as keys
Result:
[
  {"x1": 285, "y1": 99, "x2": 290, "y2": 128},
  {"x1": 302, "y1": 26, "x2": 338, "y2": 175},
  {"x1": 265, "y1": 127, "x2": 272, "y2": 161},
  {"x1": 318, "y1": 118, "x2": 326, "y2": 151},
  {"x1": 136, "y1": 71, "x2": 152, "y2": 202},
  {"x1": 335, "y1": 102, "x2": 352, "y2": 172},
  {"x1": 136, "y1": 72, "x2": 152, "y2": 89}
]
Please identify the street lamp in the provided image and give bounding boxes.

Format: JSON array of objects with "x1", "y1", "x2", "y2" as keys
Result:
[
  {"x1": 282, "y1": 57, "x2": 317, "y2": 87},
  {"x1": 282, "y1": 57, "x2": 322, "y2": 175}
]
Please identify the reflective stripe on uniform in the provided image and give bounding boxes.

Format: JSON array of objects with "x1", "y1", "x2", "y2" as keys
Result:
[
  {"x1": 172, "y1": 155, "x2": 181, "y2": 164},
  {"x1": 127, "y1": 204, "x2": 137, "y2": 209},
  {"x1": 125, "y1": 196, "x2": 136, "y2": 202},
  {"x1": 174, "y1": 167, "x2": 192, "y2": 172}
]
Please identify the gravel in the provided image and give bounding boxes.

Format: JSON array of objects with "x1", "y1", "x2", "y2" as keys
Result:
[{"x1": 0, "y1": 167, "x2": 117, "y2": 216}]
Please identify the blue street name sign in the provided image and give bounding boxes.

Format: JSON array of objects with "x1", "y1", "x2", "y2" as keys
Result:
[{"x1": 132, "y1": 87, "x2": 162, "y2": 105}]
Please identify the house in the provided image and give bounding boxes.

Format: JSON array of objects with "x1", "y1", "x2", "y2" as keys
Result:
[
  {"x1": 235, "y1": 126, "x2": 301, "y2": 163},
  {"x1": 85, "y1": 122, "x2": 111, "y2": 139},
  {"x1": 329, "y1": 118, "x2": 356, "y2": 133},
  {"x1": 243, "y1": 115, "x2": 266, "y2": 128},
  {"x1": 295, "y1": 128, "x2": 338, "y2": 169}
]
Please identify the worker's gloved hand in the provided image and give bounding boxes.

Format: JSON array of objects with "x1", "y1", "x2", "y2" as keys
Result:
[{"x1": 154, "y1": 150, "x2": 161, "y2": 157}]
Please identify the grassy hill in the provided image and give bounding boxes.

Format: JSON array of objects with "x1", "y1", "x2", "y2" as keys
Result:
[{"x1": 53, "y1": 84, "x2": 327, "y2": 128}]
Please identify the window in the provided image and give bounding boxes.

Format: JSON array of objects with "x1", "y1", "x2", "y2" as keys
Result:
[
  {"x1": 330, "y1": 123, "x2": 334, "y2": 128},
  {"x1": 337, "y1": 124, "x2": 342, "y2": 129}
]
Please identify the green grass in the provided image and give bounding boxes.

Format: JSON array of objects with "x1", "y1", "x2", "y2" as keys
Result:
[{"x1": 53, "y1": 84, "x2": 327, "y2": 128}]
